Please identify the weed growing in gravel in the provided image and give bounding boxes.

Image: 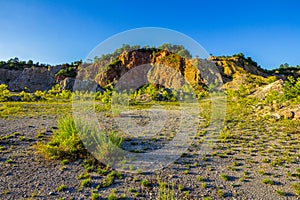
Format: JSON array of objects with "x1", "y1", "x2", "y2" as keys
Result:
[
  {"x1": 178, "y1": 184, "x2": 184, "y2": 191},
  {"x1": 217, "y1": 189, "x2": 225, "y2": 197},
  {"x1": 35, "y1": 115, "x2": 86, "y2": 160},
  {"x1": 97, "y1": 167, "x2": 109, "y2": 175},
  {"x1": 275, "y1": 190, "x2": 286, "y2": 196},
  {"x1": 196, "y1": 176, "x2": 205, "y2": 182},
  {"x1": 57, "y1": 184, "x2": 67, "y2": 192},
  {"x1": 60, "y1": 159, "x2": 69, "y2": 165},
  {"x1": 77, "y1": 172, "x2": 91, "y2": 180},
  {"x1": 81, "y1": 178, "x2": 92, "y2": 187},
  {"x1": 292, "y1": 183, "x2": 300, "y2": 196},
  {"x1": 91, "y1": 191, "x2": 100, "y2": 200},
  {"x1": 220, "y1": 174, "x2": 229, "y2": 181},
  {"x1": 108, "y1": 189, "x2": 118, "y2": 200},
  {"x1": 262, "y1": 178, "x2": 274, "y2": 185},
  {"x1": 5, "y1": 159, "x2": 13, "y2": 164},
  {"x1": 157, "y1": 181, "x2": 175, "y2": 200},
  {"x1": 141, "y1": 179, "x2": 149, "y2": 187},
  {"x1": 101, "y1": 174, "x2": 114, "y2": 187}
]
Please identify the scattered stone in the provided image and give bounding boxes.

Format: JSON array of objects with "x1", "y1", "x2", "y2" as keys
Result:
[
  {"x1": 251, "y1": 79, "x2": 284, "y2": 100},
  {"x1": 282, "y1": 110, "x2": 294, "y2": 119},
  {"x1": 272, "y1": 113, "x2": 281, "y2": 120}
]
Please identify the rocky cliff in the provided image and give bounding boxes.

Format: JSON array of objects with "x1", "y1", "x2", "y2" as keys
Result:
[
  {"x1": 1, "y1": 50, "x2": 299, "y2": 93},
  {"x1": 93, "y1": 49, "x2": 206, "y2": 90},
  {"x1": 0, "y1": 66, "x2": 65, "y2": 92}
]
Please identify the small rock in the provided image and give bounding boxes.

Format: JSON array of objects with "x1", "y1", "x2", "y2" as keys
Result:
[
  {"x1": 283, "y1": 110, "x2": 294, "y2": 119},
  {"x1": 272, "y1": 113, "x2": 281, "y2": 120}
]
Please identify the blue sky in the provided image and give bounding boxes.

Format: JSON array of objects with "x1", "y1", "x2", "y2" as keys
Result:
[{"x1": 0, "y1": 0, "x2": 300, "y2": 69}]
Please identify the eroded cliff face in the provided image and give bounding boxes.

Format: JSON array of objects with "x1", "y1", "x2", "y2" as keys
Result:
[
  {"x1": 1, "y1": 50, "x2": 297, "y2": 93},
  {"x1": 208, "y1": 56, "x2": 268, "y2": 82},
  {"x1": 94, "y1": 49, "x2": 206, "y2": 90},
  {"x1": 0, "y1": 66, "x2": 62, "y2": 92}
]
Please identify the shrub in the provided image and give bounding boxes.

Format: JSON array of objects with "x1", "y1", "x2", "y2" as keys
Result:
[
  {"x1": 284, "y1": 76, "x2": 300, "y2": 101},
  {"x1": 35, "y1": 115, "x2": 86, "y2": 160},
  {"x1": 20, "y1": 91, "x2": 35, "y2": 102},
  {"x1": 36, "y1": 114, "x2": 123, "y2": 167},
  {"x1": 0, "y1": 84, "x2": 10, "y2": 102}
]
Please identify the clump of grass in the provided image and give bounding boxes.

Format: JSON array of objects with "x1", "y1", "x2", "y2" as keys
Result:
[
  {"x1": 101, "y1": 173, "x2": 115, "y2": 187},
  {"x1": 35, "y1": 116, "x2": 86, "y2": 160},
  {"x1": 57, "y1": 184, "x2": 66, "y2": 192},
  {"x1": 97, "y1": 167, "x2": 109, "y2": 175},
  {"x1": 36, "y1": 130, "x2": 46, "y2": 139},
  {"x1": 217, "y1": 189, "x2": 225, "y2": 197},
  {"x1": 5, "y1": 159, "x2": 13, "y2": 164},
  {"x1": 60, "y1": 159, "x2": 69, "y2": 165},
  {"x1": 262, "y1": 178, "x2": 274, "y2": 185},
  {"x1": 108, "y1": 189, "x2": 118, "y2": 200},
  {"x1": 157, "y1": 181, "x2": 175, "y2": 200},
  {"x1": 196, "y1": 176, "x2": 205, "y2": 182},
  {"x1": 91, "y1": 192, "x2": 100, "y2": 200},
  {"x1": 128, "y1": 187, "x2": 135, "y2": 193},
  {"x1": 83, "y1": 159, "x2": 94, "y2": 172},
  {"x1": 276, "y1": 190, "x2": 286, "y2": 196},
  {"x1": 220, "y1": 174, "x2": 229, "y2": 181},
  {"x1": 81, "y1": 178, "x2": 92, "y2": 187},
  {"x1": 77, "y1": 172, "x2": 91, "y2": 180},
  {"x1": 141, "y1": 179, "x2": 149, "y2": 187},
  {"x1": 292, "y1": 183, "x2": 300, "y2": 196}
]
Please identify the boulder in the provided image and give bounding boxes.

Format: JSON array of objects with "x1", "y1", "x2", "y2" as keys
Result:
[{"x1": 252, "y1": 79, "x2": 284, "y2": 100}]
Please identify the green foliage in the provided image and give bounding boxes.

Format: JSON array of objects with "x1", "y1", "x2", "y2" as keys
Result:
[
  {"x1": 262, "y1": 178, "x2": 274, "y2": 185},
  {"x1": 95, "y1": 88, "x2": 113, "y2": 105},
  {"x1": 0, "y1": 57, "x2": 48, "y2": 70},
  {"x1": 35, "y1": 115, "x2": 86, "y2": 160},
  {"x1": 283, "y1": 76, "x2": 300, "y2": 101},
  {"x1": 56, "y1": 64, "x2": 79, "y2": 78},
  {"x1": 107, "y1": 189, "x2": 118, "y2": 200},
  {"x1": 0, "y1": 84, "x2": 10, "y2": 102},
  {"x1": 158, "y1": 43, "x2": 192, "y2": 59},
  {"x1": 264, "y1": 90, "x2": 284, "y2": 104},
  {"x1": 292, "y1": 183, "x2": 300, "y2": 196},
  {"x1": 157, "y1": 181, "x2": 175, "y2": 200},
  {"x1": 81, "y1": 178, "x2": 92, "y2": 187},
  {"x1": 57, "y1": 184, "x2": 67, "y2": 192},
  {"x1": 220, "y1": 174, "x2": 229, "y2": 181},
  {"x1": 20, "y1": 91, "x2": 35, "y2": 102}
]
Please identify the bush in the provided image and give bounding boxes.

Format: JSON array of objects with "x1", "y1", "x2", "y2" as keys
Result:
[
  {"x1": 0, "y1": 84, "x2": 10, "y2": 102},
  {"x1": 20, "y1": 91, "x2": 35, "y2": 102},
  {"x1": 36, "y1": 115, "x2": 123, "y2": 163},
  {"x1": 284, "y1": 76, "x2": 300, "y2": 101},
  {"x1": 36, "y1": 115, "x2": 86, "y2": 160}
]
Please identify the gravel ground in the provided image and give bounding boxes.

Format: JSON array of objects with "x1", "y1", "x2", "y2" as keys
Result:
[{"x1": 0, "y1": 103, "x2": 299, "y2": 199}]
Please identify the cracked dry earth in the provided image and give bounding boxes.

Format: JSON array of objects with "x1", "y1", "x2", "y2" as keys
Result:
[{"x1": 0, "y1": 102, "x2": 300, "y2": 200}]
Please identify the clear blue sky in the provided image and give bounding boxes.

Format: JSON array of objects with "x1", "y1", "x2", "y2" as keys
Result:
[{"x1": 0, "y1": 0, "x2": 300, "y2": 69}]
